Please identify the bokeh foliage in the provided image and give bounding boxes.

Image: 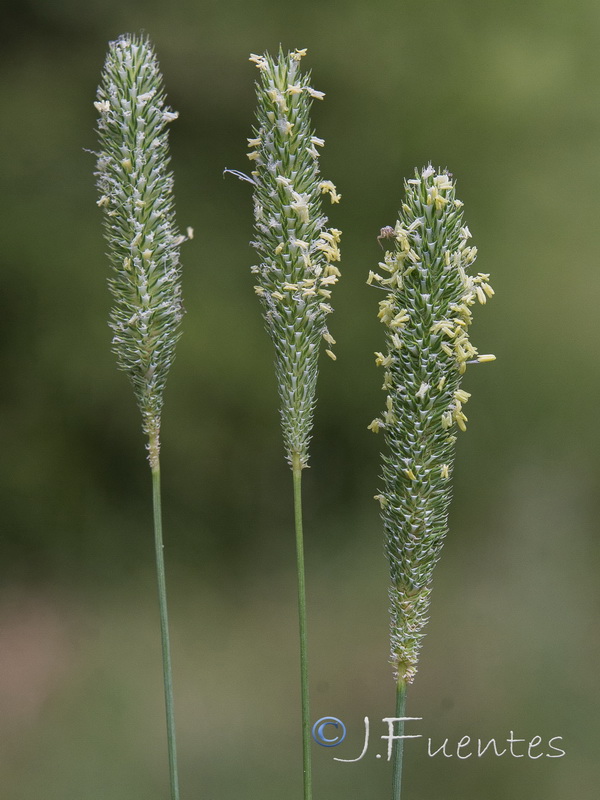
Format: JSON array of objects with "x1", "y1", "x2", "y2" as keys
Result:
[{"x1": 1, "y1": 0, "x2": 599, "y2": 797}]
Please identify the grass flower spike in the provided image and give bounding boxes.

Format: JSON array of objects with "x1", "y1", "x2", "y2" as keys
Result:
[
  {"x1": 246, "y1": 48, "x2": 341, "y2": 469},
  {"x1": 240, "y1": 48, "x2": 341, "y2": 800},
  {"x1": 369, "y1": 165, "x2": 494, "y2": 799},
  {"x1": 95, "y1": 33, "x2": 185, "y2": 470},
  {"x1": 94, "y1": 34, "x2": 186, "y2": 800}
]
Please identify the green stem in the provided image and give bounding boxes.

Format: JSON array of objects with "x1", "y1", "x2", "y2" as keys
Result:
[
  {"x1": 292, "y1": 454, "x2": 312, "y2": 800},
  {"x1": 151, "y1": 446, "x2": 181, "y2": 800},
  {"x1": 392, "y1": 680, "x2": 407, "y2": 800}
]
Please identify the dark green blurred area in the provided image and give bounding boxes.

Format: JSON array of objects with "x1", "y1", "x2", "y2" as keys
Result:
[{"x1": 1, "y1": 0, "x2": 599, "y2": 797}]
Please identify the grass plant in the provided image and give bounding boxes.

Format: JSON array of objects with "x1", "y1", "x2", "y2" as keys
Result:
[
  {"x1": 94, "y1": 33, "x2": 188, "y2": 800},
  {"x1": 236, "y1": 47, "x2": 342, "y2": 800},
  {"x1": 369, "y1": 166, "x2": 495, "y2": 799}
]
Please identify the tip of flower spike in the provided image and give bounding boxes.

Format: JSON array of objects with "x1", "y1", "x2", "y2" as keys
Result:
[{"x1": 115, "y1": 32, "x2": 149, "y2": 45}]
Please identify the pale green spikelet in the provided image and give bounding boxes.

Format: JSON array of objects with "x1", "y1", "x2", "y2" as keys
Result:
[
  {"x1": 245, "y1": 48, "x2": 342, "y2": 468},
  {"x1": 369, "y1": 165, "x2": 495, "y2": 683},
  {"x1": 94, "y1": 34, "x2": 187, "y2": 467}
]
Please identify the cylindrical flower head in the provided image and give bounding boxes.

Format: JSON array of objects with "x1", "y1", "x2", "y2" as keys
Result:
[
  {"x1": 94, "y1": 34, "x2": 185, "y2": 463},
  {"x1": 247, "y1": 49, "x2": 341, "y2": 468},
  {"x1": 369, "y1": 165, "x2": 495, "y2": 683}
]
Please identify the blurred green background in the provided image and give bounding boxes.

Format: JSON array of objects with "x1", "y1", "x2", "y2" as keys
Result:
[{"x1": 1, "y1": 0, "x2": 599, "y2": 797}]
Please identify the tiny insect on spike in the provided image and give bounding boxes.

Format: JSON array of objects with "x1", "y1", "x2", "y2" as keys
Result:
[{"x1": 377, "y1": 225, "x2": 396, "y2": 249}]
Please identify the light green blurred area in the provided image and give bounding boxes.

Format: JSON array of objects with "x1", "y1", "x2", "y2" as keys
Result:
[{"x1": 1, "y1": 0, "x2": 599, "y2": 797}]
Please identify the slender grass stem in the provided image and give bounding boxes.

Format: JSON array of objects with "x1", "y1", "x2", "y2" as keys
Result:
[
  {"x1": 371, "y1": 166, "x2": 494, "y2": 800},
  {"x1": 292, "y1": 453, "x2": 312, "y2": 800},
  {"x1": 96, "y1": 34, "x2": 185, "y2": 798},
  {"x1": 151, "y1": 440, "x2": 180, "y2": 800},
  {"x1": 241, "y1": 50, "x2": 340, "y2": 800},
  {"x1": 392, "y1": 680, "x2": 407, "y2": 800}
]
